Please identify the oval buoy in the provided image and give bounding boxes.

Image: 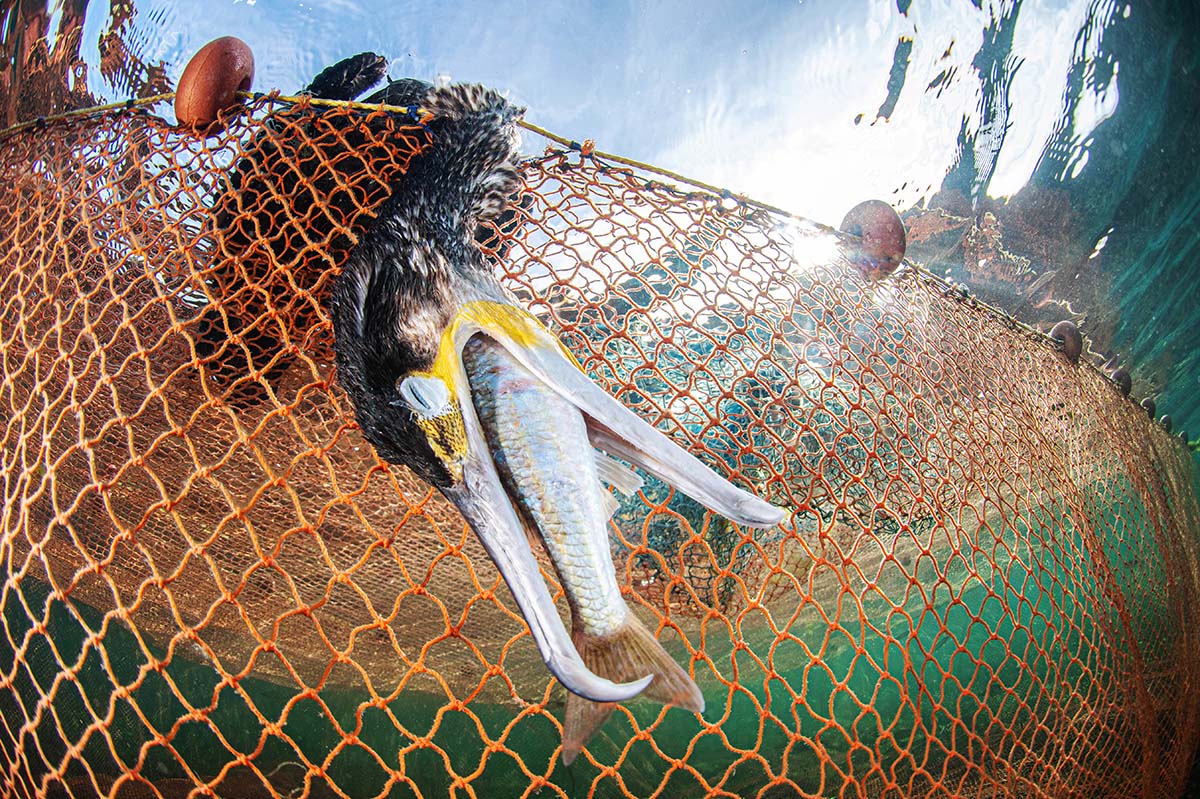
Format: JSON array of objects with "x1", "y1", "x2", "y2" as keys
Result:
[
  {"x1": 1049, "y1": 320, "x2": 1082, "y2": 363},
  {"x1": 1160, "y1": 414, "x2": 1173, "y2": 433},
  {"x1": 176, "y1": 36, "x2": 255, "y2": 133},
  {"x1": 1141, "y1": 397, "x2": 1157, "y2": 418},
  {"x1": 839, "y1": 199, "x2": 906, "y2": 280},
  {"x1": 1109, "y1": 368, "x2": 1132, "y2": 397}
]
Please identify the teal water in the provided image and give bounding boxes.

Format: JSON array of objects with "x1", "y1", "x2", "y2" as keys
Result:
[
  {"x1": 2, "y1": 474, "x2": 1164, "y2": 797},
  {"x1": 2, "y1": 1, "x2": 1199, "y2": 796}
]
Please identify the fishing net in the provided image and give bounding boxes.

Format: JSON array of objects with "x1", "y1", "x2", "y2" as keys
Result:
[{"x1": 1, "y1": 95, "x2": 1198, "y2": 799}]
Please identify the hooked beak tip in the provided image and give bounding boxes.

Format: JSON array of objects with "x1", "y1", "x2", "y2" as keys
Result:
[{"x1": 740, "y1": 497, "x2": 787, "y2": 528}]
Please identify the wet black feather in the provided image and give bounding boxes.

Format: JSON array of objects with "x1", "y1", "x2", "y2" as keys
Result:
[
  {"x1": 330, "y1": 83, "x2": 525, "y2": 486},
  {"x1": 303, "y1": 52, "x2": 389, "y2": 101}
]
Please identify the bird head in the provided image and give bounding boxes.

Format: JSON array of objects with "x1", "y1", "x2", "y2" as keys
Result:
[{"x1": 330, "y1": 81, "x2": 524, "y2": 488}]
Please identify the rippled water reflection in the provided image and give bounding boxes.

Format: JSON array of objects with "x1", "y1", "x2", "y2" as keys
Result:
[{"x1": 1, "y1": 0, "x2": 1197, "y2": 437}]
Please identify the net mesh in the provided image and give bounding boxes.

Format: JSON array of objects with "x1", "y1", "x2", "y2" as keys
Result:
[{"x1": 1, "y1": 96, "x2": 1198, "y2": 799}]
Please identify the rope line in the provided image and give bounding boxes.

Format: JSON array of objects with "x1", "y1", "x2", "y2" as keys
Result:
[
  {"x1": 260, "y1": 94, "x2": 1117, "y2": 377},
  {"x1": 0, "y1": 91, "x2": 1125, "y2": 393}
]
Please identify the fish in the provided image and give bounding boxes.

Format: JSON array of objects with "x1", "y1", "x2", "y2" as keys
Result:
[
  {"x1": 327, "y1": 71, "x2": 785, "y2": 762},
  {"x1": 463, "y1": 335, "x2": 706, "y2": 762}
]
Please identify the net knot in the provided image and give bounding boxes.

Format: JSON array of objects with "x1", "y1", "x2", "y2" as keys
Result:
[{"x1": 569, "y1": 138, "x2": 597, "y2": 156}]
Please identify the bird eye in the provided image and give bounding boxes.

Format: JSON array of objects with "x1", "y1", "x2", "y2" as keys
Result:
[{"x1": 395, "y1": 375, "x2": 452, "y2": 417}]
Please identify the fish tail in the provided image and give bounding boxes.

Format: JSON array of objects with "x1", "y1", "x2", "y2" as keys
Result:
[{"x1": 561, "y1": 614, "x2": 705, "y2": 765}]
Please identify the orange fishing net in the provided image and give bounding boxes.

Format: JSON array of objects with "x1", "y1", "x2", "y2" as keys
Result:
[{"x1": 1, "y1": 95, "x2": 1198, "y2": 799}]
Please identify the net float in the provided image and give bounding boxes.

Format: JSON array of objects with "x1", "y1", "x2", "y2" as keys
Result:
[
  {"x1": 1110, "y1": 368, "x2": 1132, "y2": 396},
  {"x1": 1050, "y1": 320, "x2": 1082, "y2": 363},
  {"x1": 175, "y1": 35, "x2": 255, "y2": 132},
  {"x1": 4, "y1": 37, "x2": 1200, "y2": 798},
  {"x1": 839, "y1": 198, "x2": 906, "y2": 279}
]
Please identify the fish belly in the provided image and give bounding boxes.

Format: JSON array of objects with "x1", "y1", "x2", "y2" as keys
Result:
[{"x1": 463, "y1": 335, "x2": 628, "y2": 637}]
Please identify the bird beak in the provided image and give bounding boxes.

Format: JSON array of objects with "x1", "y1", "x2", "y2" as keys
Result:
[{"x1": 404, "y1": 300, "x2": 784, "y2": 702}]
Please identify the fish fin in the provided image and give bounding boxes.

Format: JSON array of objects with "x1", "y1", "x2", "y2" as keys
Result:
[
  {"x1": 513, "y1": 502, "x2": 546, "y2": 550},
  {"x1": 593, "y1": 451, "x2": 644, "y2": 496},
  {"x1": 561, "y1": 614, "x2": 704, "y2": 765},
  {"x1": 562, "y1": 696, "x2": 615, "y2": 767},
  {"x1": 594, "y1": 451, "x2": 641, "y2": 519},
  {"x1": 598, "y1": 488, "x2": 621, "y2": 521},
  {"x1": 586, "y1": 420, "x2": 783, "y2": 529}
]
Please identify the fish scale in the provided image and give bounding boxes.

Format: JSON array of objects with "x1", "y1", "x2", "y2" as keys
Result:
[{"x1": 464, "y1": 335, "x2": 629, "y2": 637}]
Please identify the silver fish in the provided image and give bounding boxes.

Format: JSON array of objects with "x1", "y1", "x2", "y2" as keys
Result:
[
  {"x1": 398, "y1": 298, "x2": 784, "y2": 762},
  {"x1": 464, "y1": 335, "x2": 707, "y2": 762}
]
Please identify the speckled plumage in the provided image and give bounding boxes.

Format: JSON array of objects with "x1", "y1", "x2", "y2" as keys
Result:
[{"x1": 330, "y1": 81, "x2": 524, "y2": 485}]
